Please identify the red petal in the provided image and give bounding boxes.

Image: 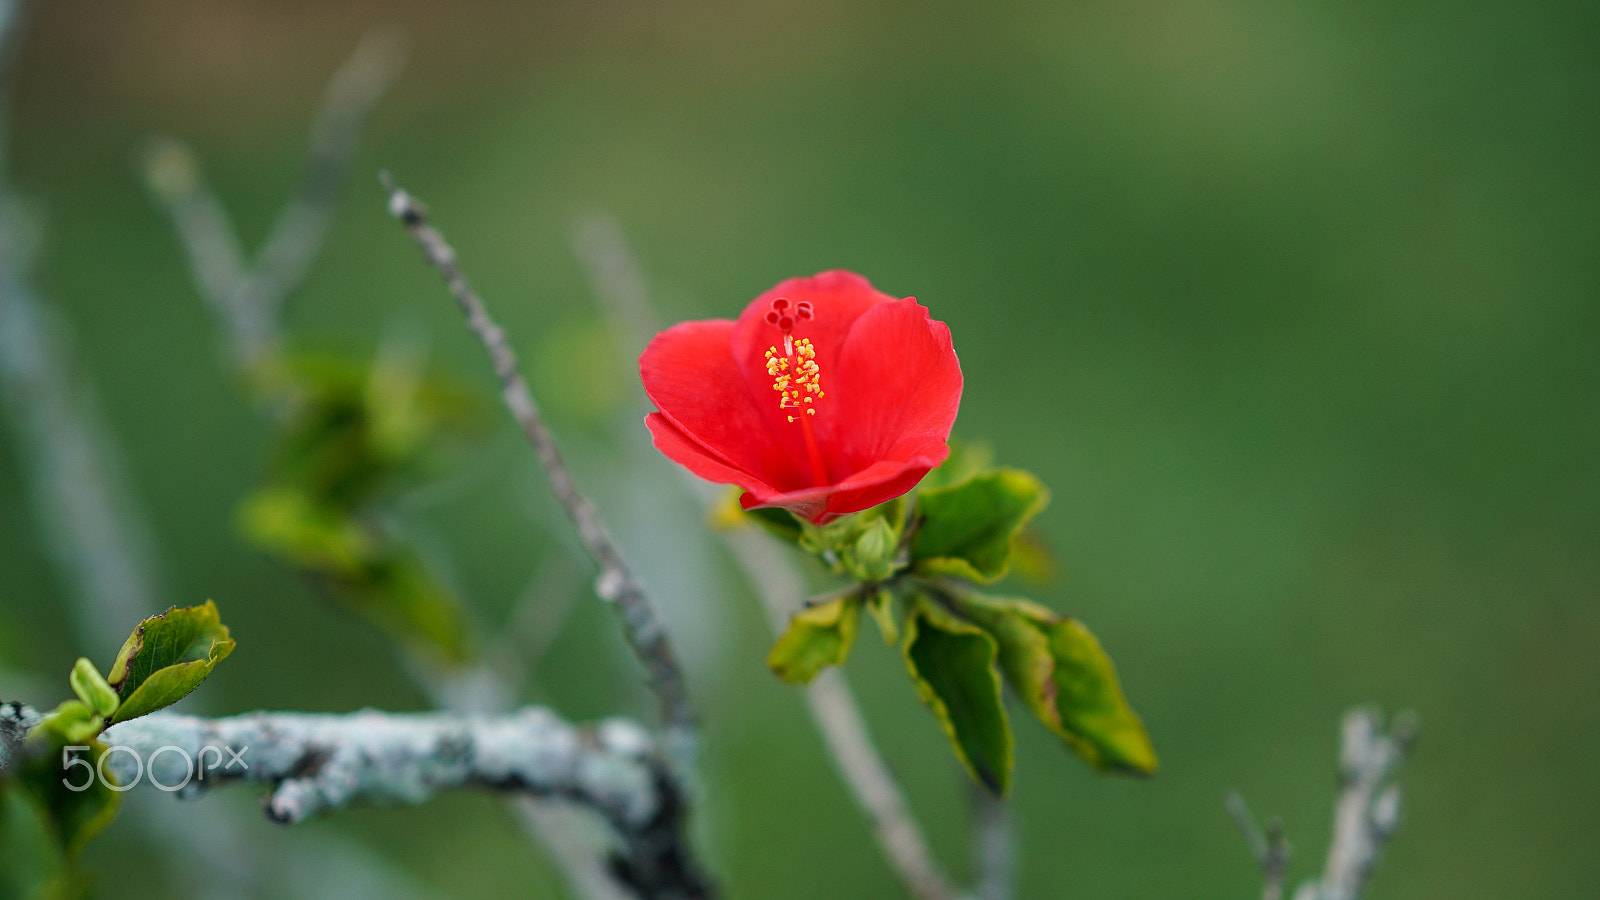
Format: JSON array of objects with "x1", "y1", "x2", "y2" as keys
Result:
[
  {"x1": 819, "y1": 453, "x2": 948, "y2": 519},
  {"x1": 739, "y1": 483, "x2": 831, "y2": 523},
  {"x1": 740, "y1": 451, "x2": 949, "y2": 524},
  {"x1": 731, "y1": 271, "x2": 889, "y2": 371},
  {"x1": 827, "y1": 298, "x2": 963, "y2": 474},
  {"x1": 639, "y1": 318, "x2": 806, "y2": 490},
  {"x1": 644, "y1": 413, "x2": 780, "y2": 497}
]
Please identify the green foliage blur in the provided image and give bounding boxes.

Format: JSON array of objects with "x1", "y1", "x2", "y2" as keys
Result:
[{"x1": 1, "y1": 1, "x2": 1595, "y2": 897}]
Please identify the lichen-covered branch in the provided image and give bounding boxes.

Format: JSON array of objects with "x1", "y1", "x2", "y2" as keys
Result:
[
  {"x1": 2, "y1": 703, "x2": 709, "y2": 900},
  {"x1": 0, "y1": 701, "x2": 43, "y2": 771},
  {"x1": 1299, "y1": 708, "x2": 1414, "y2": 900},
  {"x1": 382, "y1": 176, "x2": 698, "y2": 774}
]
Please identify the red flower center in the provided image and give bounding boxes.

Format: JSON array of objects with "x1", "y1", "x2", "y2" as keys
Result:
[{"x1": 761, "y1": 298, "x2": 829, "y2": 487}]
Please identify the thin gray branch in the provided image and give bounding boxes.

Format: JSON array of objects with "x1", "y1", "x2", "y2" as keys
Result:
[
  {"x1": 1231, "y1": 707, "x2": 1415, "y2": 900},
  {"x1": 722, "y1": 524, "x2": 961, "y2": 900},
  {"x1": 142, "y1": 35, "x2": 670, "y2": 891},
  {"x1": 971, "y1": 782, "x2": 1016, "y2": 900},
  {"x1": 250, "y1": 27, "x2": 406, "y2": 307},
  {"x1": 1298, "y1": 708, "x2": 1415, "y2": 900},
  {"x1": 484, "y1": 545, "x2": 589, "y2": 690},
  {"x1": 1226, "y1": 791, "x2": 1290, "y2": 900},
  {"x1": 382, "y1": 176, "x2": 698, "y2": 774},
  {"x1": 0, "y1": 208, "x2": 454, "y2": 900},
  {"x1": 143, "y1": 27, "x2": 406, "y2": 372},
  {"x1": 140, "y1": 136, "x2": 246, "y2": 327},
  {"x1": 2, "y1": 21, "x2": 490, "y2": 900}
]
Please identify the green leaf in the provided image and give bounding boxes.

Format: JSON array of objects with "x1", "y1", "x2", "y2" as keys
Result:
[
  {"x1": 958, "y1": 593, "x2": 1157, "y2": 775},
  {"x1": 268, "y1": 350, "x2": 479, "y2": 508},
  {"x1": 40, "y1": 702, "x2": 101, "y2": 746},
  {"x1": 953, "y1": 594, "x2": 1059, "y2": 723},
  {"x1": 1007, "y1": 528, "x2": 1056, "y2": 584},
  {"x1": 1046, "y1": 616, "x2": 1157, "y2": 774},
  {"x1": 767, "y1": 595, "x2": 861, "y2": 683},
  {"x1": 68, "y1": 659, "x2": 118, "y2": 720},
  {"x1": 106, "y1": 601, "x2": 235, "y2": 724},
  {"x1": 902, "y1": 596, "x2": 1012, "y2": 794},
  {"x1": 911, "y1": 468, "x2": 1048, "y2": 583}
]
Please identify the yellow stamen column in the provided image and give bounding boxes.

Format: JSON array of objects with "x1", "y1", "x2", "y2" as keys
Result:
[{"x1": 765, "y1": 336, "x2": 829, "y2": 487}]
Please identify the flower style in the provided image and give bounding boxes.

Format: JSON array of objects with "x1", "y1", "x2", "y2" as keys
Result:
[{"x1": 641, "y1": 270, "x2": 962, "y2": 524}]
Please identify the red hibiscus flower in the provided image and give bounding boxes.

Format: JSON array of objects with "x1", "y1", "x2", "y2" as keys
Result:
[{"x1": 641, "y1": 270, "x2": 962, "y2": 524}]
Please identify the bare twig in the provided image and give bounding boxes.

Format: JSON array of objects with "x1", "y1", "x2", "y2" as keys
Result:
[
  {"x1": 813, "y1": 670, "x2": 962, "y2": 900},
  {"x1": 382, "y1": 176, "x2": 698, "y2": 775},
  {"x1": 484, "y1": 545, "x2": 589, "y2": 688},
  {"x1": 1226, "y1": 791, "x2": 1290, "y2": 900},
  {"x1": 109, "y1": 28, "x2": 640, "y2": 897},
  {"x1": 250, "y1": 28, "x2": 406, "y2": 308},
  {"x1": 1299, "y1": 708, "x2": 1414, "y2": 900},
  {"x1": 143, "y1": 26, "x2": 406, "y2": 373},
  {"x1": 406, "y1": 552, "x2": 640, "y2": 900},
  {"x1": 140, "y1": 136, "x2": 245, "y2": 324},
  {"x1": 971, "y1": 782, "x2": 1016, "y2": 900},
  {"x1": 0, "y1": 269, "x2": 457, "y2": 900},
  {"x1": 1231, "y1": 707, "x2": 1414, "y2": 900},
  {"x1": 720, "y1": 527, "x2": 961, "y2": 900},
  {"x1": 0, "y1": 30, "x2": 445, "y2": 898}
]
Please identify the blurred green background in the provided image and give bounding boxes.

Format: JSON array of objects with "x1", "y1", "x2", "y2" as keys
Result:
[{"x1": 1, "y1": 0, "x2": 1596, "y2": 897}]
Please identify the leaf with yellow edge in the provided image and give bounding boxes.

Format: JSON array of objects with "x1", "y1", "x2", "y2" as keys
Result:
[
  {"x1": 912, "y1": 468, "x2": 1048, "y2": 583},
  {"x1": 958, "y1": 592, "x2": 1157, "y2": 775},
  {"x1": 1046, "y1": 616, "x2": 1157, "y2": 774},
  {"x1": 107, "y1": 601, "x2": 235, "y2": 724},
  {"x1": 767, "y1": 594, "x2": 861, "y2": 684},
  {"x1": 903, "y1": 595, "x2": 1012, "y2": 794}
]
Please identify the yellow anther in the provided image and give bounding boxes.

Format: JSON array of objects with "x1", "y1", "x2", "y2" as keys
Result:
[{"x1": 766, "y1": 336, "x2": 826, "y2": 418}]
